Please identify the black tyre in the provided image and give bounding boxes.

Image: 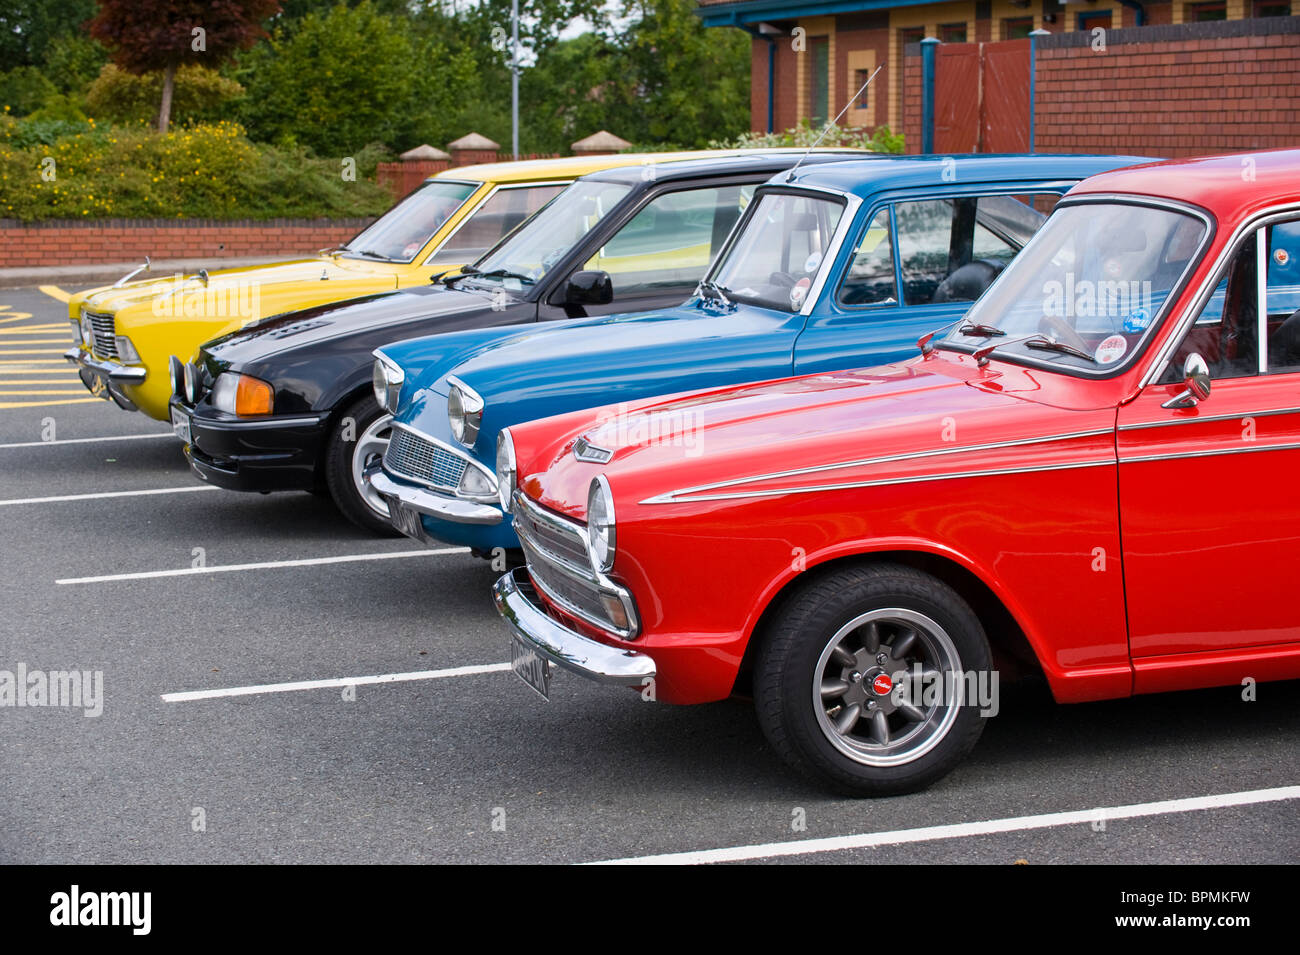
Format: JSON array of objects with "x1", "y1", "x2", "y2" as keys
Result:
[
  {"x1": 754, "y1": 562, "x2": 992, "y2": 796},
  {"x1": 324, "y1": 395, "x2": 399, "y2": 536}
]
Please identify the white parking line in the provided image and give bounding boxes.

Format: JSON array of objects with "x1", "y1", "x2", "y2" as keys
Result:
[
  {"x1": 0, "y1": 485, "x2": 218, "y2": 507},
  {"x1": 587, "y1": 785, "x2": 1300, "y2": 865},
  {"x1": 161, "y1": 662, "x2": 512, "y2": 702},
  {"x1": 0, "y1": 433, "x2": 172, "y2": 450},
  {"x1": 57, "y1": 546, "x2": 471, "y2": 584}
]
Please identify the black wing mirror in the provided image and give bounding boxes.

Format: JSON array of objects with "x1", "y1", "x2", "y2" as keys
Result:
[{"x1": 564, "y1": 270, "x2": 613, "y2": 306}]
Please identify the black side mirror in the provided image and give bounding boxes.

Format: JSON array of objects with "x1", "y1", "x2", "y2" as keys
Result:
[{"x1": 564, "y1": 270, "x2": 613, "y2": 306}]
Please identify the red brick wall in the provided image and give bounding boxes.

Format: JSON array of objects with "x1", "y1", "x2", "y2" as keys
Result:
[
  {"x1": 751, "y1": 33, "x2": 801, "y2": 134},
  {"x1": 835, "y1": 25, "x2": 892, "y2": 129},
  {"x1": 376, "y1": 160, "x2": 449, "y2": 199},
  {"x1": 1034, "y1": 18, "x2": 1300, "y2": 157},
  {"x1": 0, "y1": 219, "x2": 374, "y2": 269},
  {"x1": 903, "y1": 48, "x2": 923, "y2": 154}
]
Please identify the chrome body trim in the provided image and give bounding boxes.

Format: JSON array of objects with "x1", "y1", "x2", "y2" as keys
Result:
[
  {"x1": 1118, "y1": 406, "x2": 1300, "y2": 430},
  {"x1": 369, "y1": 469, "x2": 504, "y2": 526},
  {"x1": 65, "y1": 346, "x2": 146, "y2": 382},
  {"x1": 573, "y1": 435, "x2": 613, "y2": 464},
  {"x1": 493, "y1": 568, "x2": 655, "y2": 686},
  {"x1": 641, "y1": 428, "x2": 1115, "y2": 504},
  {"x1": 513, "y1": 490, "x2": 639, "y2": 639},
  {"x1": 1119, "y1": 441, "x2": 1300, "y2": 465}
]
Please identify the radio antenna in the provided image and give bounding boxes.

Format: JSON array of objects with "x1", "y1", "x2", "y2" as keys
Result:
[{"x1": 786, "y1": 64, "x2": 883, "y2": 182}]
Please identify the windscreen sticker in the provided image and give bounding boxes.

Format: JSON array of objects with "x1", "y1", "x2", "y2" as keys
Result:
[
  {"x1": 804, "y1": 251, "x2": 822, "y2": 274},
  {"x1": 790, "y1": 277, "x2": 811, "y2": 310},
  {"x1": 1095, "y1": 334, "x2": 1129, "y2": 364},
  {"x1": 1122, "y1": 307, "x2": 1151, "y2": 333}
]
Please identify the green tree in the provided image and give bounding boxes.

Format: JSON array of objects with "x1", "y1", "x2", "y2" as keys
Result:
[
  {"x1": 239, "y1": 1, "x2": 443, "y2": 155},
  {"x1": 0, "y1": 0, "x2": 97, "y2": 68},
  {"x1": 89, "y1": 0, "x2": 280, "y2": 133},
  {"x1": 0, "y1": 66, "x2": 58, "y2": 116},
  {"x1": 42, "y1": 32, "x2": 110, "y2": 94}
]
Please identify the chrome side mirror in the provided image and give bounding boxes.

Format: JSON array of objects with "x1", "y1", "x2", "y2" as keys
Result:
[{"x1": 1162, "y1": 353, "x2": 1211, "y2": 409}]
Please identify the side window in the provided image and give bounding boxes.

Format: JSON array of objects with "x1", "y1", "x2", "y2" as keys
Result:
[
  {"x1": 583, "y1": 185, "x2": 754, "y2": 297},
  {"x1": 893, "y1": 194, "x2": 1053, "y2": 306},
  {"x1": 430, "y1": 184, "x2": 565, "y2": 266},
  {"x1": 838, "y1": 208, "x2": 897, "y2": 307},
  {"x1": 1166, "y1": 216, "x2": 1300, "y2": 381},
  {"x1": 896, "y1": 199, "x2": 954, "y2": 305}
]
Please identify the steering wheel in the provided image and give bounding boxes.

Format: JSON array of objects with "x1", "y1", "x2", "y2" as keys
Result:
[{"x1": 1038, "y1": 314, "x2": 1091, "y2": 354}]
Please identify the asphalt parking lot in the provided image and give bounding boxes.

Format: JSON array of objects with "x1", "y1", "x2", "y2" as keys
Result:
[{"x1": 0, "y1": 284, "x2": 1297, "y2": 865}]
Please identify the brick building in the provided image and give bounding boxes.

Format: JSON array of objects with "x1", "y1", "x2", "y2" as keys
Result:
[{"x1": 695, "y1": 0, "x2": 1295, "y2": 138}]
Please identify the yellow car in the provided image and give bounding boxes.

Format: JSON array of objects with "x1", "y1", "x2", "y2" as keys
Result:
[{"x1": 64, "y1": 150, "x2": 750, "y2": 421}]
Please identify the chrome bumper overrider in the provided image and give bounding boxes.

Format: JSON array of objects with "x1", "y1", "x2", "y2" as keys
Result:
[
  {"x1": 493, "y1": 568, "x2": 655, "y2": 685},
  {"x1": 64, "y1": 346, "x2": 147, "y2": 382},
  {"x1": 369, "y1": 468, "x2": 503, "y2": 525}
]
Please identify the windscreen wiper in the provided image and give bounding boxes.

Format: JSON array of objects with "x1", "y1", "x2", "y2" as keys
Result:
[
  {"x1": 956, "y1": 322, "x2": 1006, "y2": 338},
  {"x1": 696, "y1": 280, "x2": 734, "y2": 308},
  {"x1": 1023, "y1": 335, "x2": 1097, "y2": 363}
]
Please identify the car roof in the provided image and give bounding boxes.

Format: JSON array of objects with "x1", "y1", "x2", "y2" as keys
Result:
[
  {"x1": 1068, "y1": 148, "x2": 1300, "y2": 223},
  {"x1": 578, "y1": 149, "x2": 875, "y2": 184},
  {"x1": 435, "y1": 148, "x2": 869, "y2": 186},
  {"x1": 778, "y1": 153, "x2": 1154, "y2": 198}
]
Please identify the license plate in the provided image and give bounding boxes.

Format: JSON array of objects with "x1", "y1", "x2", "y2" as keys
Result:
[
  {"x1": 170, "y1": 406, "x2": 191, "y2": 445},
  {"x1": 510, "y1": 633, "x2": 551, "y2": 701},
  {"x1": 388, "y1": 501, "x2": 424, "y2": 540}
]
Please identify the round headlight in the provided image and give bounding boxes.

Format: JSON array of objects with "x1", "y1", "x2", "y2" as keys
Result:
[
  {"x1": 496, "y1": 429, "x2": 516, "y2": 513},
  {"x1": 372, "y1": 352, "x2": 404, "y2": 414},
  {"x1": 168, "y1": 355, "x2": 184, "y2": 399},
  {"x1": 586, "y1": 475, "x2": 616, "y2": 572},
  {"x1": 447, "y1": 376, "x2": 483, "y2": 447}
]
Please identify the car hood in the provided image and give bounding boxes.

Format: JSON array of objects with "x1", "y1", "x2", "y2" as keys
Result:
[
  {"x1": 203, "y1": 283, "x2": 500, "y2": 366},
  {"x1": 77, "y1": 256, "x2": 395, "y2": 317},
  {"x1": 520, "y1": 352, "x2": 1119, "y2": 522}
]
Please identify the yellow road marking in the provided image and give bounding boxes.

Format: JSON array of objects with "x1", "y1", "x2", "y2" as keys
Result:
[
  {"x1": 0, "y1": 389, "x2": 94, "y2": 395},
  {"x1": 0, "y1": 380, "x2": 83, "y2": 385},
  {"x1": 0, "y1": 339, "x2": 73, "y2": 345},
  {"x1": 0, "y1": 325, "x2": 67, "y2": 335},
  {"x1": 0, "y1": 359, "x2": 68, "y2": 364},
  {"x1": 0, "y1": 349, "x2": 72, "y2": 355},
  {"x1": 0, "y1": 398, "x2": 98, "y2": 409},
  {"x1": 0, "y1": 313, "x2": 35, "y2": 324},
  {"x1": 38, "y1": 285, "x2": 72, "y2": 303},
  {"x1": 0, "y1": 367, "x2": 78, "y2": 374}
]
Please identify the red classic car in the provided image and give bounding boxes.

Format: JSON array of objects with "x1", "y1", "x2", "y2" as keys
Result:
[{"x1": 492, "y1": 150, "x2": 1300, "y2": 795}]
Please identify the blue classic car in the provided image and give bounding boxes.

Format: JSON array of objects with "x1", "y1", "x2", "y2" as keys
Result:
[{"x1": 369, "y1": 153, "x2": 1147, "y2": 554}]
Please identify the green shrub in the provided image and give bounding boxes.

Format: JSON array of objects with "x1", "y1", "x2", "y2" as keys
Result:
[
  {"x1": 0, "y1": 119, "x2": 393, "y2": 221},
  {"x1": 0, "y1": 67, "x2": 59, "y2": 117},
  {"x1": 711, "y1": 120, "x2": 906, "y2": 154},
  {"x1": 85, "y1": 64, "x2": 245, "y2": 126}
]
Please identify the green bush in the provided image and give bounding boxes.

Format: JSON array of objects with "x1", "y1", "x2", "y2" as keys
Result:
[
  {"x1": 711, "y1": 120, "x2": 906, "y2": 154},
  {"x1": 0, "y1": 67, "x2": 59, "y2": 117},
  {"x1": 85, "y1": 64, "x2": 245, "y2": 126},
  {"x1": 0, "y1": 119, "x2": 393, "y2": 221}
]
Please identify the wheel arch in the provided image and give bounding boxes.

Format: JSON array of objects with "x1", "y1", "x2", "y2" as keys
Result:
[{"x1": 733, "y1": 545, "x2": 1047, "y2": 697}]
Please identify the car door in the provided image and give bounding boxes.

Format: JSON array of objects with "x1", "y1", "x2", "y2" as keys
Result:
[
  {"x1": 1118, "y1": 214, "x2": 1300, "y2": 660},
  {"x1": 539, "y1": 182, "x2": 756, "y2": 319},
  {"x1": 792, "y1": 191, "x2": 1060, "y2": 375}
]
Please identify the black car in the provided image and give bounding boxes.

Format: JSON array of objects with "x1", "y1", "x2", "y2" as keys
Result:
[{"x1": 167, "y1": 151, "x2": 871, "y2": 532}]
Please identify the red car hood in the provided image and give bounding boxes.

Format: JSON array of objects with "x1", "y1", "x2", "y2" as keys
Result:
[{"x1": 520, "y1": 352, "x2": 1120, "y2": 521}]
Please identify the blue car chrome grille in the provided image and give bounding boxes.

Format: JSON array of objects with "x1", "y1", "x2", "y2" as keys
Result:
[{"x1": 384, "y1": 426, "x2": 469, "y2": 492}]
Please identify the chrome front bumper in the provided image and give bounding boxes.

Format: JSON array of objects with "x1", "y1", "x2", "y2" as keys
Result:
[
  {"x1": 369, "y1": 469, "x2": 503, "y2": 525},
  {"x1": 493, "y1": 568, "x2": 655, "y2": 686},
  {"x1": 64, "y1": 346, "x2": 147, "y2": 383}
]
